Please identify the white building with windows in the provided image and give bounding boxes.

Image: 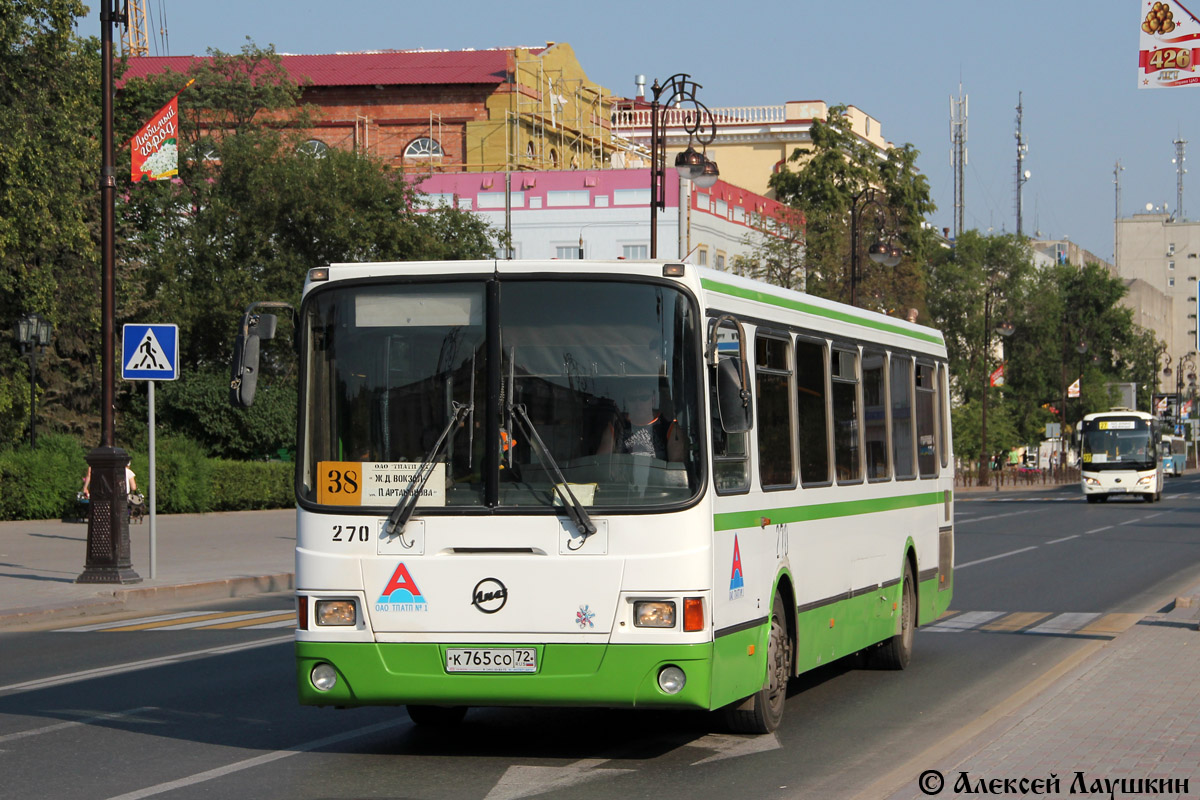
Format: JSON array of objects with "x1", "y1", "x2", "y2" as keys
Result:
[{"x1": 416, "y1": 167, "x2": 793, "y2": 267}]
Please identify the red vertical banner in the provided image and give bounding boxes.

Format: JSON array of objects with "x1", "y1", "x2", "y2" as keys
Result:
[{"x1": 129, "y1": 80, "x2": 193, "y2": 182}]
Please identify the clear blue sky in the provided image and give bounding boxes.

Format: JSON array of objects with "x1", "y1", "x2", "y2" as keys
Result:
[{"x1": 111, "y1": 0, "x2": 1198, "y2": 261}]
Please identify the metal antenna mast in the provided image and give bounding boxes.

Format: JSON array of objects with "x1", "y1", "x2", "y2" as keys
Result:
[
  {"x1": 1015, "y1": 92, "x2": 1029, "y2": 236},
  {"x1": 1174, "y1": 136, "x2": 1187, "y2": 220},
  {"x1": 1114, "y1": 160, "x2": 1124, "y2": 268},
  {"x1": 949, "y1": 83, "x2": 967, "y2": 239}
]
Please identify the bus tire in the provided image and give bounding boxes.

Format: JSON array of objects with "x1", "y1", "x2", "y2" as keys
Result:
[
  {"x1": 722, "y1": 594, "x2": 791, "y2": 734},
  {"x1": 406, "y1": 704, "x2": 468, "y2": 727},
  {"x1": 869, "y1": 562, "x2": 915, "y2": 670},
  {"x1": 1086, "y1": 495, "x2": 1099, "y2": 504}
]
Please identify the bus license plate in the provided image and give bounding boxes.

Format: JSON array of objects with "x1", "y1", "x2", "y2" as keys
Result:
[
  {"x1": 445, "y1": 648, "x2": 537, "y2": 673},
  {"x1": 1109, "y1": 488, "x2": 1126, "y2": 493}
]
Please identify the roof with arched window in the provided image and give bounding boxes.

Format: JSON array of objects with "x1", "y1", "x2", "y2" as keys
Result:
[{"x1": 405, "y1": 137, "x2": 444, "y2": 158}]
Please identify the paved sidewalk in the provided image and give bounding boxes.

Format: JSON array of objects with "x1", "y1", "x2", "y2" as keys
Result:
[
  {"x1": 876, "y1": 596, "x2": 1200, "y2": 800},
  {"x1": 0, "y1": 509, "x2": 295, "y2": 629}
]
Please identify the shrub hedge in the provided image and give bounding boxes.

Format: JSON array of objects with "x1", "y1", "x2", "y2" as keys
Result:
[{"x1": 0, "y1": 434, "x2": 294, "y2": 521}]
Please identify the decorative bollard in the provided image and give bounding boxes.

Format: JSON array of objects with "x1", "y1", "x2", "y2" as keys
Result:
[{"x1": 76, "y1": 446, "x2": 142, "y2": 584}]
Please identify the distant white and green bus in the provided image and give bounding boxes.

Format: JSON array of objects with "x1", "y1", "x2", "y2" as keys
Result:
[
  {"x1": 231, "y1": 259, "x2": 955, "y2": 733},
  {"x1": 1080, "y1": 409, "x2": 1163, "y2": 502}
]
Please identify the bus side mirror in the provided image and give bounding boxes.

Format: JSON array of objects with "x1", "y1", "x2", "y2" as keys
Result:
[
  {"x1": 716, "y1": 357, "x2": 753, "y2": 433},
  {"x1": 229, "y1": 313, "x2": 277, "y2": 409}
]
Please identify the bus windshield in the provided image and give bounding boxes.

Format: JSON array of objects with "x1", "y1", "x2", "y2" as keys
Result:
[
  {"x1": 300, "y1": 278, "x2": 703, "y2": 511},
  {"x1": 1080, "y1": 417, "x2": 1156, "y2": 470}
]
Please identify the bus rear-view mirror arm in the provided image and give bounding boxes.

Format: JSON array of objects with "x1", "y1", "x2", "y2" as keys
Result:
[{"x1": 229, "y1": 301, "x2": 295, "y2": 409}]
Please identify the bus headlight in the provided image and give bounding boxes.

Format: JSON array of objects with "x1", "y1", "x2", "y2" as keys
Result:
[
  {"x1": 311, "y1": 663, "x2": 338, "y2": 691},
  {"x1": 1084, "y1": 477, "x2": 1101, "y2": 487},
  {"x1": 315, "y1": 599, "x2": 357, "y2": 626},
  {"x1": 658, "y1": 665, "x2": 686, "y2": 694},
  {"x1": 1136, "y1": 476, "x2": 1152, "y2": 486},
  {"x1": 634, "y1": 601, "x2": 676, "y2": 628}
]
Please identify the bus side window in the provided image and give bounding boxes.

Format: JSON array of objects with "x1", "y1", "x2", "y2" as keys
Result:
[
  {"x1": 915, "y1": 361, "x2": 937, "y2": 478},
  {"x1": 756, "y1": 334, "x2": 796, "y2": 489},
  {"x1": 797, "y1": 337, "x2": 831, "y2": 485},
  {"x1": 711, "y1": 321, "x2": 750, "y2": 494},
  {"x1": 863, "y1": 349, "x2": 889, "y2": 481},
  {"x1": 938, "y1": 362, "x2": 951, "y2": 469},
  {"x1": 891, "y1": 356, "x2": 915, "y2": 479},
  {"x1": 832, "y1": 346, "x2": 862, "y2": 483}
]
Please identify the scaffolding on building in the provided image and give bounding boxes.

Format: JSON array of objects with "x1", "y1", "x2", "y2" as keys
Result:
[{"x1": 506, "y1": 56, "x2": 609, "y2": 171}]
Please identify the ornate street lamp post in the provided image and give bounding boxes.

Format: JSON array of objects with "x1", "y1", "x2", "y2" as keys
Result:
[
  {"x1": 648, "y1": 74, "x2": 718, "y2": 259},
  {"x1": 14, "y1": 312, "x2": 53, "y2": 448},
  {"x1": 78, "y1": 0, "x2": 140, "y2": 584},
  {"x1": 848, "y1": 188, "x2": 900, "y2": 307},
  {"x1": 1162, "y1": 352, "x2": 1197, "y2": 432}
]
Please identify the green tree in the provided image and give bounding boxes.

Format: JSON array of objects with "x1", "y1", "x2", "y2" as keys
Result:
[
  {"x1": 927, "y1": 232, "x2": 1034, "y2": 471},
  {"x1": 1, "y1": 0, "x2": 102, "y2": 445},
  {"x1": 764, "y1": 105, "x2": 936, "y2": 314},
  {"x1": 112, "y1": 42, "x2": 504, "y2": 455}
]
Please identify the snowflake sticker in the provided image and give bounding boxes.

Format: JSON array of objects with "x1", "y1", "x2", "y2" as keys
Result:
[{"x1": 575, "y1": 604, "x2": 595, "y2": 629}]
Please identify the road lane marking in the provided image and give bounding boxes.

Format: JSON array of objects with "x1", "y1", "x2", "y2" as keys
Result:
[
  {"x1": 1026, "y1": 612, "x2": 1102, "y2": 635},
  {"x1": 980, "y1": 612, "x2": 1052, "y2": 632},
  {"x1": 924, "y1": 611, "x2": 1006, "y2": 632},
  {"x1": 102, "y1": 718, "x2": 410, "y2": 800},
  {"x1": 0, "y1": 636, "x2": 291, "y2": 697},
  {"x1": 1046, "y1": 534, "x2": 1079, "y2": 544},
  {"x1": 0, "y1": 707, "x2": 155, "y2": 744},
  {"x1": 57, "y1": 612, "x2": 204, "y2": 632},
  {"x1": 55, "y1": 610, "x2": 296, "y2": 633},
  {"x1": 954, "y1": 508, "x2": 1039, "y2": 524},
  {"x1": 200, "y1": 613, "x2": 296, "y2": 630},
  {"x1": 99, "y1": 611, "x2": 264, "y2": 632},
  {"x1": 956, "y1": 546, "x2": 1039, "y2": 569},
  {"x1": 923, "y1": 611, "x2": 1145, "y2": 639},
  {"x1": 1085, "y1": 525, "x2": 1114, "y2": 534}
]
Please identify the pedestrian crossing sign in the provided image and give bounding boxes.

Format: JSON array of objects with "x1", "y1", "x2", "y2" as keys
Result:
[{"x1": 122, "y1": 324, "x2": 179, "y2": 380}]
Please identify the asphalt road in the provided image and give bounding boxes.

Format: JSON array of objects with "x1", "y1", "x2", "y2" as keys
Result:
[{"x1": 2, "y1": 475, "x2": 1198, "y2": 800}]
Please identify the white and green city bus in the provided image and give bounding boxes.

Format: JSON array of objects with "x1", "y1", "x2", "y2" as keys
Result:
[
  {"x1": 1080, "y1": 408, "x2": 1163, "y2": 503},
  {"x1": 230, "y1": 259, "x2": 955, "y2": 733}
]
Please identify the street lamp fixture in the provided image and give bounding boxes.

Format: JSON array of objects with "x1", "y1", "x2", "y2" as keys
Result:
[
  {"x1": 648, "y1": 73, "x2": 718, "y2": 258},
  {"x1": 693, "y1": 156, "x2": 719, "y2": 189},
  {"x1": 13, "y1": 311, "x2": 53, "y2": 448},
  {"x1": 848, "y1": 188, "x2": 900, "y2": 307}
]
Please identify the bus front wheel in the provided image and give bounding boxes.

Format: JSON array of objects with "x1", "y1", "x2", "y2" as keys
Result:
[{"x1": 721, "y1": 594, "x2": 791, "y2": 734}]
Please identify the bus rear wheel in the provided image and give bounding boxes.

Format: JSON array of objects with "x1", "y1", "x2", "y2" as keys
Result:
[
  {"x1": 721, "y1": 595, "x2": 791, "y2": 734},
  {"x1": 406, "y1": 705, "x2": 468, "y2": 727},
  {"x1": 867, "y1": 562, "x2": 915, "y2": 670}
]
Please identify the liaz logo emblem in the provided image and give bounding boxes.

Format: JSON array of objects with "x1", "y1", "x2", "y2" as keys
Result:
[
  {"x1": 376, "y1": 563, "x2": 428, "y2": 612},
  {"x1": 472, "y1": 578, "x2": 508, "y2": 614},
  {"x1": 729, "y1": 535, "x2": 745, "y2": 600}
]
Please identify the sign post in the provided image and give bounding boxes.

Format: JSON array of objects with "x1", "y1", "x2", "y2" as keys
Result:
[{"x1": 122, "y1": 323, "x2": 179, "y2": 579}]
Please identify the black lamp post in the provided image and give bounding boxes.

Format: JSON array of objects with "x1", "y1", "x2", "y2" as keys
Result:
[
  {"x1": 848, "y1": 188, "x2": 900, "y2": 307},
  {"x1": 78, "y1": 0, "x2": 140, "y2": 585},
  {"x1": 14, "y1": 312, "x2": 53, "y2": 448},
  {"x1": 976, "y1": 283, "x2": 1015, "y2": 486},
  {"x1": 1162, "y1": 352, "x2": 1197, "y2": 432},
  {"x1": 648, "y1": 74, "x2": 718, "y2": 259}
]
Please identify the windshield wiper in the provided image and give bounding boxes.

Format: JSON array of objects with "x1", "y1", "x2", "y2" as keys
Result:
[
  {"x1": 510, "y1": 403, "x2": 597, "y2": 539},
  {"x1": 383, "y1": 401, "x2": 472, "y2": 537}
]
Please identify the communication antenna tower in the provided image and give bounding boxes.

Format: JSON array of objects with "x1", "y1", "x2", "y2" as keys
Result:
[
  {"x1": 1015, "y1": 92, "x2": 1030, "y2": 237},
  {"x1": 1173, "y1": 136, "x2": 1187, "y2": 221},
  {"x1": 949, "y1": 83, "x2": 967, "y2": 239}
]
